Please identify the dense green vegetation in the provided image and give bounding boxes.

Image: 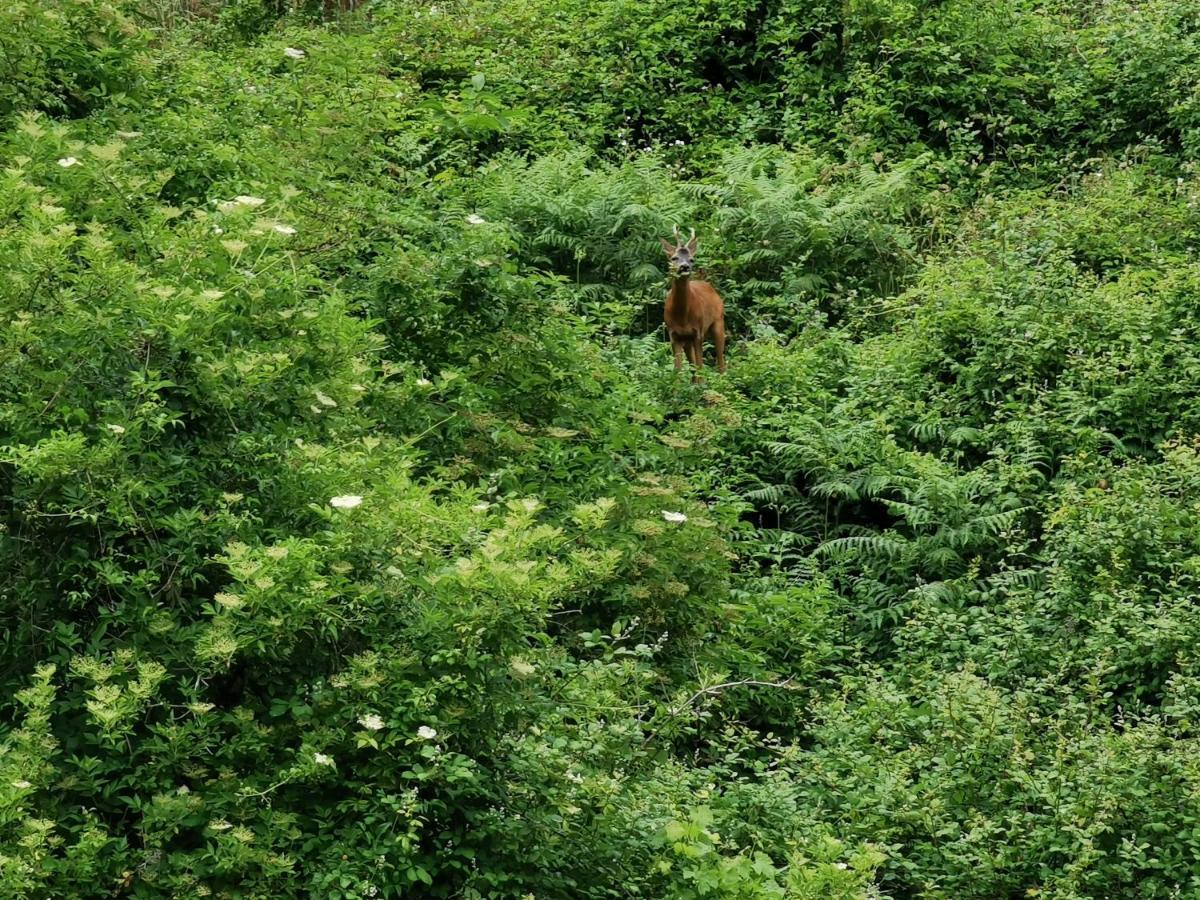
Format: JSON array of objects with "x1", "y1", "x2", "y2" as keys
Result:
[{"x1": 6, "y1": 0, "x2": 1200, "y2": 896}]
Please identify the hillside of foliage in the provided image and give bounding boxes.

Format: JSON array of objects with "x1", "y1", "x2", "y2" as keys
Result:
[{"x1": 6, "y1": 0, "x2": 1200, "y2": 897}]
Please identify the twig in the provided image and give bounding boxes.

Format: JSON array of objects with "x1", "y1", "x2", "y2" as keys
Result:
[
  {"x1": 640, "y1": 677, "x2": 799, "y2": 745},
  {"x1": 667, "y1": 678, "x2": 798, "y2": 719}
]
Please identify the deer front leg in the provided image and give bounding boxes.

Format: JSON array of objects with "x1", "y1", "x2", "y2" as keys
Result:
[
  {"x1": 690, "y1": 336, "x2": 704, "y2": 383},
  {"x1": 670, "y1": 334, "x2": 685, "y2": 371}
]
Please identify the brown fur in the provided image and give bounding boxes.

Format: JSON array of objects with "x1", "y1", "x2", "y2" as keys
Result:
[{"x1": 661, "y1": 231, "x2": 726, "y2": 380}]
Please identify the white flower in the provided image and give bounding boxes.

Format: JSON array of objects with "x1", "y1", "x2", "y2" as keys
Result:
[
  {"x1": 234, "y1": 195, "x2": 266, "y2": 207},
  {"x1": 11, "y1": 780, "x2": 32, "y2": 789},
  {"x1": 209, "y1": 820, "x2": 233, "y2": 831},
  {"x1": 314, "y1": 752, "x2": 334, "y2": 766},
  {"x1": 417, "y1": 725, "x2": 438, "y2": 740},
  {"x1": 834, "y1": 862, "x2": 848, "y2": 870},
  {"x1": 358, "y1": 714, "x2": 385, "y2": 732},
  {"x1": 116, "y1": 130, "x2": 142, "y2": 139},
  {"x1": 415, "y1": 377, "x2": 432, "y2": 387},
  {"x1": 212, "y1": 225, "x2": 223, "y2": 234},
  {"x1": 284, "y1": 47, "x2": 306, "y2": 59},
  {"x1": 472, "y1": 501, "x2": 491, "y2": 512},
  {"x1": 57, "y1": 157, "x2": 78, "y2": 168},
  {"x1": 662, "y1": 510, "x2": 688, "y2": 524},
  {"x1": 314, "y1": 390, "x2": 337, "y2": 408},
  {"x1": 106, "y1": 424, "x2": 126, "y2": 434},
  {"x1": 465, "y1": 214, "x2": 486, "y2": 225},
  {"x1": 273, "y1": 223, "x2": 297, "y2": 235},
  {"x1": 329, "y1": 495, "x2": 363, "y2": 509}
]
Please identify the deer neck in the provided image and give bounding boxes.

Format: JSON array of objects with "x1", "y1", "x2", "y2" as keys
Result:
[{"x1": 669, "y1": 274, "x2": 691, "y2": 316}]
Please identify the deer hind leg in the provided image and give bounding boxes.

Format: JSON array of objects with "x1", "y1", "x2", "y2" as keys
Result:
[{"x1": 713, "y1": 320, "x2": 726, "y2": 374}]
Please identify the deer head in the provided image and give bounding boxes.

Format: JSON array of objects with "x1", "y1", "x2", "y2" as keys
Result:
[{"x1": 660, "y1": 226, "x2": 699, "y2": 276}]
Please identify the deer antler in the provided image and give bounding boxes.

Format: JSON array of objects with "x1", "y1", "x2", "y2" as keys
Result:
[
  {"x1": 689, "y1": 227, "x2": 696, "y2": 243},
  {"x1": 672, "y1": 224, "x2": 681, "y2": 244}
]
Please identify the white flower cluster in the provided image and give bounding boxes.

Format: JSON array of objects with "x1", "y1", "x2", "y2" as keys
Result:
[{"x1": 358, "y1": 713, "x2": 385, "y2": 732}]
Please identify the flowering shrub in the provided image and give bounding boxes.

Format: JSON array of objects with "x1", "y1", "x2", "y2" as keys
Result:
[{"x1": 7, "y1": 1, "x2": 1200, "y2": 898}]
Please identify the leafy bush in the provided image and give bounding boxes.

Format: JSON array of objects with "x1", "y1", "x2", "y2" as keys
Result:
[
  {"x1": 0, "y1": 2, "x2": 147, "y2": 125},
  {"x1": 10, "y1": 0, "x2": 1200, "y2": 897}
]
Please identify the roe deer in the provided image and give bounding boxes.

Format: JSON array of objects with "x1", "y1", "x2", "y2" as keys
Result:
[{"x1": 661, "y1": 226, "x2": 726, "y2": 380}]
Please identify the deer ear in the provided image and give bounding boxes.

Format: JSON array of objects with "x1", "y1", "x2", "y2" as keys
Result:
[{"x1": 660, "y1": 238, "x2": 675, "y2": 255}]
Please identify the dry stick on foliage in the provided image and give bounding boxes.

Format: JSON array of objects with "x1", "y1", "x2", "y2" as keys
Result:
[
  {"x1": 661, "y1": 226, "x2": 727, "y2": 382},
  {"x1": 642, "y1": 677, "x2": 799, "y2": 744}
]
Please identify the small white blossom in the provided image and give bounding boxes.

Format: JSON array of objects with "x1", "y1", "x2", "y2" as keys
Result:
[
  {"x1": 661, "y1": 510, "x2": 688, "y2": 524},
  {"x1": 417, "y1": 725, "x2": 438, "y2": 740},
  {"x1": 472, "y1": 501, "x2": 491, "y2": 512},
  {"x1": 465, "y1": 214, "x2": 486, "y2": 225},
  {"x1": 57, "y1": 157, "x2": 78, "y2": 168},
  {"x1": 106, "y1": 424, "x2": 126, "y2": 434},
  {"x1": 314, "y1": 390, "x2": 337, "y2": 408},
  {"x1": 358, "y1": 714, "x2": 385, "y2": 732},
  {"x1": 209, "y1": 820, "x2": 233, "y2": 831},
  {"x1": 284, "y1": 47, "x2": 306, "y2": 59},
  {"x1": 415, "y1": 377, "x2": 432, "y2": 387},
  {"x1": 834, "y1": 862, "x2": 848, "y2": 870},
  {"x1": 314, "y1": 752, "x2": 334, "y2": 766},
  {"x1": 234, "y1": 195, "x2": 266, "y2": 207},
  {"x1": 273, "y1": 223, "x2": 297, "y2": 235},
  {"x1": 330, "y1": 495, "x2": 363, "y2": 509},
  {"x1": 11, "y1": 780, "x2": 32, "y2": 789}
]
